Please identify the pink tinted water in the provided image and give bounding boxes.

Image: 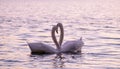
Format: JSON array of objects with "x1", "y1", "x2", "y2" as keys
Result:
[{"x1": 0, "y1": 0, "x2": 120, "y2": 69}]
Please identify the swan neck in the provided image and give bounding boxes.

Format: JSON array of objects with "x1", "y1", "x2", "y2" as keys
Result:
[
  {"x1": 51, "y1": 26, "x2": 60, "y2": 50},
  {"x1": 57, "y1": 23, "x2": 64, "y2": 46}
]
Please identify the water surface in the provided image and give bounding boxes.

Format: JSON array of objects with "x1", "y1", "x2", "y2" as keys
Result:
[{"x1": 0, "y1": 0, "x2": 120, "y2": 69}]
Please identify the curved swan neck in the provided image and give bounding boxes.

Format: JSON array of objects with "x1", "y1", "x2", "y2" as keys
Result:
[
  {"x1": 56, "y1": 23, "x2": 64, "y2": 46},
  {"x1": 51, "y1": 26, "x2": 60, "y2": 50},
  {"x1": 51, "y1": 23, "x2": 64, "y2": 51}
]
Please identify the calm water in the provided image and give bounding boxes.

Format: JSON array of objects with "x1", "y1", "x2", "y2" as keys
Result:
[{"x1": 0, "y1": 0, "x2": 120, "y2": 69}]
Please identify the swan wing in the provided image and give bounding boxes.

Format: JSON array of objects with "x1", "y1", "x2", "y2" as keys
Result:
[
  {"x1": 28, "y1": 42, "x2": 56, "y2": 54},
  {"x1": 61, "y1": 39, "x2": 84, "y2": 54},
  {"x1": 61, "y1": 41, "x2": 76, "y2": 53}
]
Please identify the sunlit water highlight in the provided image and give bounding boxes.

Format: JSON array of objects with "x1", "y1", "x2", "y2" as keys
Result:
[{"x1": 0, "y1": 0, "x2": 120, "y2": 69}]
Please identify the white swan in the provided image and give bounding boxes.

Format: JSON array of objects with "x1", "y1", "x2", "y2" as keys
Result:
[
  {"x1": 56, "y1": 23, "x2": 84, "y2": 54},
  {"x1": 27, "y1": 23, "x2": 63, "y2": 54}
]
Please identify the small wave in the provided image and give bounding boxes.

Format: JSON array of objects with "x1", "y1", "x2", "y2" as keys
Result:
[
  {"x1": 0, "y1": 44, "x2": 4, "y2": 46},
  {"x1": 0, "y1": 59, "x2": 24, "y2": 63},
  {"x1": 105, "y1": 43, "x2": 120, "y2": 46},
  {"x1": 99, "y1": 36, "x2": 120, "y2": 40},
  {"x1": 87, "y1": 53, "x2": 119, "y2": 57}
]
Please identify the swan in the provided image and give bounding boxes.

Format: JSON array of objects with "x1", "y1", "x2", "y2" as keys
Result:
[
  {"x1": 27, "y1": 23, "x2": 64, "y2": 54},
  {"x1": 56, "y1": 23, "x2": 84, "y2": 54}
]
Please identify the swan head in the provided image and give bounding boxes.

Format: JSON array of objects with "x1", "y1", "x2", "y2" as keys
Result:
[{"x1": 57, "y1": 23, "x2": 62, "y2": 26}]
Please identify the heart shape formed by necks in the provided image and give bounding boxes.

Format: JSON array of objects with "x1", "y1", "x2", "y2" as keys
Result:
[{"x1": 51, "y1": 23, "x2": 64, "y2": 51}]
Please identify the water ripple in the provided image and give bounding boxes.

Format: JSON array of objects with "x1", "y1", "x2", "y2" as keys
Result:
[{"x1": 0, "y1": 0, "x2": 120, "y2": 69}]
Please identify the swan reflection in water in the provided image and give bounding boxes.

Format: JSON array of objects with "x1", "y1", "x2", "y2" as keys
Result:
[
  {"x1": 27, "y1": 23, "x2": 84, "y2": 55},
  {"x1": 30, "y1": 53, "x2": 82, "y2": 69}
]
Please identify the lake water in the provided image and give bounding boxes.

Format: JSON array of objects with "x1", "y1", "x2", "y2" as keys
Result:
[{"x1": 0, "y1": 0, "x2": 120, "y2": 69}]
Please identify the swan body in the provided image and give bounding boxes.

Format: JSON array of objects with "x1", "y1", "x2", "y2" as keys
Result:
[
  {"x1": 28, "y1": 42, "x2": 57, "y2": 54},
  {"x1": 61, "y1": 37, "x2": 84, "y2": 54}
]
